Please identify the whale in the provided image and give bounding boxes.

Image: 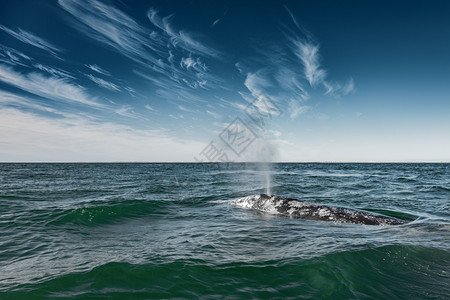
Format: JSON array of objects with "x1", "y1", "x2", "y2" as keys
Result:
[{"x1": 231, "y1": 194, "x2": 407, "y2": 225}]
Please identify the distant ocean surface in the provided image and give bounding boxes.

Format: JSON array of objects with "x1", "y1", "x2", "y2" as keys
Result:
[{"x1": 0, "y1": 163, "x2": 449, "y2": 299}]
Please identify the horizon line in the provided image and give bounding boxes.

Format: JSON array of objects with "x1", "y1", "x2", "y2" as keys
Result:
[{"x1": 1, "y1": 161, "x2": 449, "y2": 164}]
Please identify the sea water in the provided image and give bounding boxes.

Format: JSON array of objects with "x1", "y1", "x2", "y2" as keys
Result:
[{"x1": 0, "y1": 163, "x2": 449, "y2": 299}]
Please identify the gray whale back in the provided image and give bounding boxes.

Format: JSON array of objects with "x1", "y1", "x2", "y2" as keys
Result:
[{"x1": 231, "y1": 194, "x2": 406, "y2": 225}]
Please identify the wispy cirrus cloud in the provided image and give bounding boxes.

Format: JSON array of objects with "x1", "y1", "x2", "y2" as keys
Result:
[
  {"x1": 285, "y1": 20, "x2": 355, "y2": 98},
  {"x1": 236, "y1": 12, "x2": 355, "y2": 121},
  {"x1": 239, "y1": 54, "x2": 352, "y2": 120},
  {"x1": 0, "y1": 45, "x2": 32, "y2": 67},
  {"x1": 86, "y1": 74, "x2": 120, "y2": 91},
  {"x1": 289, "y1": 99, "x2": 310, "y2": 119},
  {"x1": 177, "y1": 105, "x2": 195, "y2": 113},
  {"x1": 0, "y1": 64, "x2": 103, "y2": 108},
  {"x1": 275, "y1": 68, "x2": 309, "y2": 101},
  {"x1": 283, "y1": 5, "x2": 301, "y2": 30},
  {"x1": 180, "y1": 56, "x2": 207, "y2": 72},
  {"x1": 85, "y1": 64, "x2": 111, "y2": 76},
  {"x1": 291, "y1": 39, "x2": 326, "y2": 87},
  {"x1": 34, "y1": 63, "x2": 75, "y2": 79},
  {"x1": 59, "y1": 0, "x2": 221, "y2": 97},
  {"x1": 0, "y1": 24, "x2": 62, "y2": 57},
  {"x1": 0, "y1": 90, "x2": 100, "y2": 122},
  {"x1": 289, "y1": 37, "x2": 355, "y2": 97},
  {"x1": 58, "y1": 0, "x2": 154, "y2": 64},
  {"x1": 322, "y1": 78, "x2": 355, "y2": 97},
  {"x1": 0, "y1": 45, "x2": 74, "y2": 81},
  {"x1": 206, "y1": 109, "x2": 220, "y2": 119},
  {"x1": 342, "y1": 77, "x2": 355, "y2": 95},
  {"x1": 134, "y1": 68, "x2": 213, "y2": 104},
  {"x1": 244, "y1": 70, "x2": 272, "y2": 95},
  {"x1": 133, "y1": 70, "x2": 181, "y2": 90},
  {"x1": 144, "y1": 104, "x2": 155, "y2": 111},
  {"x1": 243, "y1": 72, "x2": 282, "y2": 118},
  {"x1": 114, "y1": 105, "x2": 144, "y2": 119},
  {"x1": 147, "y1": 8, "x2": 220, "y2": 58},
  {"x1": 0, "y1": 90, "x2": 58, "y2": 114},
  {"x1": 146, "y1": 9, "x2": 221, "y2": 89}
]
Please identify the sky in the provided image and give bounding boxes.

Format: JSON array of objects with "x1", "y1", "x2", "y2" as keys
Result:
[{"x1": 0, "y1": 0, "x2": 449, "y2": 162}]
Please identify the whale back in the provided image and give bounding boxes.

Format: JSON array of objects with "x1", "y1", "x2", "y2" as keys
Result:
[{"x1": 231, "y1": 194, "x2": 406, "y2": 225}]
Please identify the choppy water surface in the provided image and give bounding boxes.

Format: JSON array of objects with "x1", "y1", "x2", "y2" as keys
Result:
[{"x1": 0, "y1": 163, "x2": 449, "y2": 299}]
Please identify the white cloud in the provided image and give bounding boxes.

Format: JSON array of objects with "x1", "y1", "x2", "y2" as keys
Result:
[
  {"x1": 0, "y1": 90, "x2": 58, "y2": 114},
  {"x1": 323, "y1": 77, "x2": 355, "y2": 97},
  {"x1": 144, "y1": 104, "x2": 154, "y2": 111},
  {"x1": 289, "y1": 100, "x2": 310, "y2": 119},
  {"x1": 283, "y1": 5, "x2": 300, "y2": 30},
  {"x1": 86, "y1": 74, "x2": 120, "y2": 91},
  {"x1": 167, "y1": 51, "x2": 175, "y2": 64},
  {"x1": 147, "y1": 8, "x2": 220, "y2": 58},
  {"x1": 239, "y1": 27, "x2": 354, "y2": 124},
  {"x1": 275, "y1": 68, "x2": 309, "y2": 101},
  {"x1": 125, "y1": 86, "x2": 137, "y2": 96},
  {"x1": 342, "y1": 77, "x2": 355, "y2": 95},
  {"x1": 86, "y1": 64, "x2": 111, "y2": 76},
  {"x1": 0, "y1": 64, "x2": 103, "y2": 108},
  {"x1": 0, "y1": 108, "x2": 204, "y2": 162},
  {"x1": 0, "y1": 90, "x2": 89, "y2": 121},
  {"x1": 135, "y1": 70, "x2": 210, "y2": 104},
  {"x1": 59, "y1": 0, "x2": 221, "y2": 94},
  {"x1": 0, "y1": 45, "x2": 32, "y2": 66},
  {"x1": 0, "y1": 25, "x2": 61, "y2": 57},
  {"x1": 115, "y1": 105, "x2": 143, "y2": 119},
  {"x1": 177, "y1": 105, "x2": 195, "y2": 113},
  {"x1": 34, "y1": 63, "x2": 75, "y2": 79},
  {"x1": 244, "y1": 71, "x2": 272, "y2": 94},
  {"x1": 212, "y1": 19, "x2": 220, "y2": 27},
  {"x1": 235, "y1": 62, "x2": 246, "y2": 74},
  {"x1": 206, "y1": 110, "x2": 220, "y2": 119},
  {"x1": 179, "y1": 56, "x2": 211, "y2": 89},
  {"x1": 134, "y1": 70, "x2": 178, "y2": 90},
  {"x1": 180, "y1": 56, "x2": 206, "y2": 71},
  {"x1": 268, "y1": 129, "x2": 282, "y2": 138},
  {"x1": 243, "y1": 71, "x2": 282, "y2": 117},
  {"x1": 291, "y1": 39, "x2": 326, "y2": 87},
  {"x1": 59, "y1": 0, "x2": 158, "y2": 66},
  {"x1": 288, "y1": 35, "x2": 355, "y2": 98}
]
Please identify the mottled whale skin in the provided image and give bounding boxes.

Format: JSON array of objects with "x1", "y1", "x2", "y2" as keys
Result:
[{"x1": 231, "y1": 194, "x2": 406, "y2": 225}]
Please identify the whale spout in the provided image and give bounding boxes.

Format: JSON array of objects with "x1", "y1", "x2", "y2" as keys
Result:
[{"x1": 231, "y1": 194, "x2": 407, "y2": 225}]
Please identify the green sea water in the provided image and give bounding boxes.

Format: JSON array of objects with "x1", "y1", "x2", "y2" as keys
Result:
[{"x1": 0, "y1": 163, "x2": 449, "y2": 299}]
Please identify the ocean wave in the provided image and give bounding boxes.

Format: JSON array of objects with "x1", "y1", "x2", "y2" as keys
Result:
[
  {"x1": 431, "y1": 185, "x2": 450, "y2": 192},
  {"x1": 2, "y1": 245, "x2": 448, "y2": 299},
  {"x1": 47, "y1": 200, "x2": 168, "y2": 227},
  {"x1": 304, "y1": 170, "x2": 365, "y2": 178},
  {"x1": 395, "y1": 176, "x2": 418, "y2": 182}
]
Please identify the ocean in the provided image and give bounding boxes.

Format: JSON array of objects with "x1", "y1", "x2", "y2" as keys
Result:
[{"x1": 0, "y1": 163, "x2": 449, "y2": 299}]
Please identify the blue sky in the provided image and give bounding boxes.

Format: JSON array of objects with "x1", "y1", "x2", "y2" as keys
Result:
[{"x1": 0, "y1": 0, "x2": 449, "y2": 162}]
